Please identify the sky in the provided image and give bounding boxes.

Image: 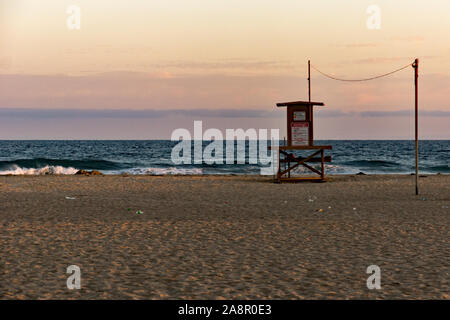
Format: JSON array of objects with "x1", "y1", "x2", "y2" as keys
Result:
[{"x1": 0, "y1": 0, "x2": 449, "y2": 139}]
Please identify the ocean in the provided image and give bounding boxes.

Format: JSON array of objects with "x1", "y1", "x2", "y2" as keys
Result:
[{"x1": 0, "y1": 140, "x2": 448, "y2": 175}]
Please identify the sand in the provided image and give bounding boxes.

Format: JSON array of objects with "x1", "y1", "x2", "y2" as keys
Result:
[{"x1": 0, "y1": 174, "x2": 448, "y2": 300}]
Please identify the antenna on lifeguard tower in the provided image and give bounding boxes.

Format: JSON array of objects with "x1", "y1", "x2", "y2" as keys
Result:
[
  {"x1": 308, "y1": 60, "x2": 311, "y2": 102},
  {"x1": 308, "y1": 60, "x2": 311, "y2": 121}
]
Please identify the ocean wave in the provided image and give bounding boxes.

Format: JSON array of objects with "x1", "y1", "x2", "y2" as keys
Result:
[
  {"x1": 341, "y1": 160, "x2": 400, "y2": 168},
  {"x1": 425, "y1": 164, "x2": 450, "y2": 173},
  {"x1": 123, "y1": 167, "x2": 203, "y2": 175},
  {"x1": 0, "y1": 165, "x2": 78, "y2": 175},
  {"x1": 0, "y1": 158, "x2": 128, "y2": 170},
  {"x1": 290, "y1": 164, "x2": 350, "y2": 174},
  {"x1": 0, "y1": 165, "x2": 203, "y2": 175}
]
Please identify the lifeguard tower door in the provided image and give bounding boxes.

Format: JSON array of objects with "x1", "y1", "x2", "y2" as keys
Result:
[{"x1": 287, "y1": 105, "x2": 313, "y2": 146}]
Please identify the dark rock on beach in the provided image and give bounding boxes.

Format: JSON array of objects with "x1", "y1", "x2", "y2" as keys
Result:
[{"x1": 75, "y1": 169, "x2": 103, "y2": 176}]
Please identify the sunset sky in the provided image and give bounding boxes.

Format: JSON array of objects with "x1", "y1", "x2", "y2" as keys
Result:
[{"x1": 0, "y1": 0, "x2": 449, "y2": 139}]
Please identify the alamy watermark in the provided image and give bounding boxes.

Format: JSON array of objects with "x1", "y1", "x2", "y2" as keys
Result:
[
  {"x1": 366, "y1": 5, "x2": 381, "y2": 30},
  {"x1": 171, "y1": 121, "x2": 279, "y2": 175},
  {"x1": 366, "y1": 265, "x2": 381, "y2": 290},
  {"x1": 66, "y1": 5, "x2": 81, "y2": 30},
  {"x1": 67, "y1": 265, "x2": 81, "y2": 289}
]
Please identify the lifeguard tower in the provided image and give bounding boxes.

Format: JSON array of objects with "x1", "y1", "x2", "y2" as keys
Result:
[{"x1": 271, "y1": 100, "x2": 332, "y2": 182}]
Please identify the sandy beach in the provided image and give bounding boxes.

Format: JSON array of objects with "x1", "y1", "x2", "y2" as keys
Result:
[{"x1": 0, "y1": 174, "x2": 448, "y2": 299}]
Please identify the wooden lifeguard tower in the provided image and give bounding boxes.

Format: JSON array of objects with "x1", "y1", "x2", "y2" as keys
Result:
[
  {"x1": 271, "y1": 100, "x2": 332, "y2": 182},
  {"x1": 268, "y1": 60, "x2": 333, "y2": 182}
]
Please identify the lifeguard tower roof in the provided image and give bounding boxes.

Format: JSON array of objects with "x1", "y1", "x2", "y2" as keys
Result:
[{"x1": 276, "y1": 101, "x2": 324, "y2": 107}]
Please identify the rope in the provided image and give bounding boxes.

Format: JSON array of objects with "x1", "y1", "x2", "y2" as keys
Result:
[{"x1": 311, "y1": 62, "x2": 413, "y2": 82}]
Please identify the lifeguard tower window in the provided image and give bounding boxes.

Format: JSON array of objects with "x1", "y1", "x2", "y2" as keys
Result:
[{"x1": 276, "y1": 101, "x2": 324, "y2": 146}]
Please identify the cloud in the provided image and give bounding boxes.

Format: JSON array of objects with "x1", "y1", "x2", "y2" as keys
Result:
[
  {"x1": 0, "y1": 72, "x2": 297, "y2": 110},
  {"x1": 314, "y1": 109, "x2": 350, "y2": 117},
  {"x1": 333, "y1": 43, "x2": 379, "y2": 48},
  {"x1": 388, "y1": 36, "x2": 425, "y2": 42},
  {"x1": 316, "y1": 109, "x2": 450, "y2": 118},
  {"x1": 359, "y1": 110, "x2": 450, "y2": 117},
  {"x1": 0, "y1": 108, "x2": 282, "y2": 119},
  {"x1": 0, "y1": 56, "x2": 12, "y2": 69},
  {"x1": 351, "y1": 57, "x2": 414, "y2": 65},
  {"x1": 157, "y1": 59, "x2": 293, "y2": 71},
  {"x1": 0, "y1": 71, "x2": 449, "y2": 123},
  {"x1": 0, "y1": 108, "x2": 448, "y2": 120},
  {"x1": 349, "y1": 56, "x2": 440, "y2": 66}
]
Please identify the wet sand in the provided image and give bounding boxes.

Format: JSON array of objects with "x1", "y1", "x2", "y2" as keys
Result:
[{"x1": 0, "y1": 174, "x2": 448, "y2": 299}]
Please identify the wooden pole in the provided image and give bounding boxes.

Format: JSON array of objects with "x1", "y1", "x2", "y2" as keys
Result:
[
  {"x1": 308, "y1": 60, "x2": 311, "y2": 121},
  {"x1": 308, "y1": 60, "x2": 313, "y2": 145},
  {"x1": 414, "y1": 58, "x2": 419, "y2": 195},
  {"x1": 308, "y1": 60, "x2": 311, "y2": 103}
]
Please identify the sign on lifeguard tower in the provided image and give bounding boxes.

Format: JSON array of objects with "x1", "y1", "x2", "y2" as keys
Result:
[
  {"x1": 292, "y1": 122, "x2": 309, "y2": 146},
  {"x1": 271, "y1": 101, "x2": 332, "y2": 182}
]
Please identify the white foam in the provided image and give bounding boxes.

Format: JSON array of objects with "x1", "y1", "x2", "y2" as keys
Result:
[
  {"x1": 291, "y1": 164, "x2": 350, "y2": 174},
  {"x1": 125, "y1": 167, "x2": 203, "y2": 175},
  {"x1": 0, "y1": 165, "x2": 78, "y2": 175}
]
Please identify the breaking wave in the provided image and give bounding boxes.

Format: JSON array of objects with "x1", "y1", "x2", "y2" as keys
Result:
[
  {"x1": 0, "y1": 165, "x2": 78, "y2": 175},
  {"x1": 0, "y1": 164, "x2": 202, "y2": 176},
  {"x1": 123, "y1": 167, "x2": 203, "y2": 175},
  {"x1": 0, "y1": 158, "x2": 126, "y2": 170}
]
